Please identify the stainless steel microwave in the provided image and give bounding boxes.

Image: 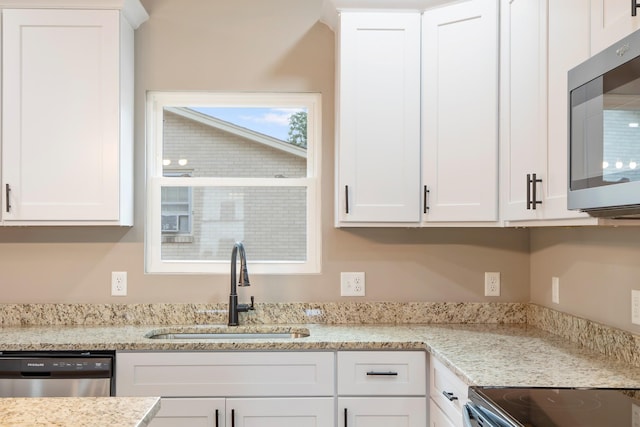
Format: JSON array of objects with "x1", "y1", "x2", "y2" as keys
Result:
[{"x1": 568, "y1": 29, "x2": 640, "y2": 218}]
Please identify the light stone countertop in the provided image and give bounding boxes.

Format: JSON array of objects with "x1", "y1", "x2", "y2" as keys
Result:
[
  {"x1": 0, "y1": 396, "x2": 160, "y2": 427},
  {"x1": 1, "y1": 322, "x2": 639, "y2": 388}
]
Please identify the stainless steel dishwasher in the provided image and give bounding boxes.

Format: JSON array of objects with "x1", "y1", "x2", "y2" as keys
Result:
[{"x1": 0, "y1": 351, "x2": 114, "y2": 397}]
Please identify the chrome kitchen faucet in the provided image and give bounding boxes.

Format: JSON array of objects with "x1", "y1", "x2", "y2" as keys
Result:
[{"x1": 228, "y1": 242, "x2": 254, "y2": 326}]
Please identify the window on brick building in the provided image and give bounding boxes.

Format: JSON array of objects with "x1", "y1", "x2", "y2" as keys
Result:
[{"x1": 145, "y1": 92, "x2": 322, "y2": 274}]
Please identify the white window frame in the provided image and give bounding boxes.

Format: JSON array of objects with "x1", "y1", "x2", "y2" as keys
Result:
[{"x1": 145, "y1": 91, "x2": 322, "y2": 274}]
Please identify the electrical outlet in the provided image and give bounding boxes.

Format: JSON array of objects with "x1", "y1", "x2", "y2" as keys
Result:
[
  {"x1": 484, "y1": 272, "x2": 500, "y2": 296},
  {"x1": 341, "y1": 272, "x2": 365, "y2": 296},
  {"x1": 632, "y1": 290, "x2": 640, "y2": 325},
  {"x1": 111, "y1": 271, "x2": 127, "y2": 296},
  {"x1": 552, "y1": 277, "x2": 560, "y2": 304}
]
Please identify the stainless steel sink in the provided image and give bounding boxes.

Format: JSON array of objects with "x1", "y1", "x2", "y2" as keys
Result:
[{"x1": 145, "y1": 327, "x2": 310, "y2": 340}]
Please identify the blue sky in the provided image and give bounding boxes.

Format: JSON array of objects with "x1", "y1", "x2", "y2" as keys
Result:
[{"x1": 193, "y1": 107, "x2": 305, "y2": 141}]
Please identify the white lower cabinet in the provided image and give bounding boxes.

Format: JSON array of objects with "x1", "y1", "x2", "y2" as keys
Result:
[
  {"x1": 117, "y1": 350, "x2": 430, "y2": 426},
  {"x1": 116, "y1": 351, "x2": 335, "y2": 427},
  {"x1": 227, "y1": 398, "x2": 334, "y2": 426},
  {"x1": 153, "y1": 397, "x2": 333, "y2": 427},
  {"x1": 429, "y1": 399, "x2": 456, "y2": 427},
  {"x1": 149, "y1": 398, "x2": 224, "y2": 427},
  {"x1": 429, "y1": 356, "x2": 469, "y2": 427},
  {"x1": 337, "y1": 351, "x2": 427, "y2": 427},
  {"x1": 339, "y1": 397, "x2": 427, "y2": 426}
]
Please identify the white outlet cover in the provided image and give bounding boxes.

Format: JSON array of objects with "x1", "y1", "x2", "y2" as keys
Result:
[
  {"x1": 111, "y1": 271, "x2": 127, "y2": 296},
  {"x1": 341, "y1": 272, "x2": 365, "y2": 297},
  {"x1": 484, "y1": 272, "x2": 500, "y2": 296},
  {"x1": 552, "y1": 277, "x2": 560, "y2": 304},
  {"x1": 632, "y1": 290, "x2": 640, "y2": 325}
]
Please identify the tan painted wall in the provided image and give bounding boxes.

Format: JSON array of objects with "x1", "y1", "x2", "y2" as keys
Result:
[
  {"x1": 530, "y1": 227, "x2": 640, "y2": 334},
  {"x1": 0, "y1": 0, "x2": 530, "y2": 305}
]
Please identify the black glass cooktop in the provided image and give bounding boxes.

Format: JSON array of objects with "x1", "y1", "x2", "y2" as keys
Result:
[{"x1": 469, "y1": 386, "x2": 640, "y2": 427}]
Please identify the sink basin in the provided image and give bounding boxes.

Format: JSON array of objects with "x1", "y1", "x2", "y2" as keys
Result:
[{"x1": 145, "y1": 327, "x2": 310, "y2": 340}]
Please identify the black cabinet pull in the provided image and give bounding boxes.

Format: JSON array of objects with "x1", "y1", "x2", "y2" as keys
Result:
[
  {"x1": 215, "y1": 409, "x2": 219, "y2": 427},
  {"x1": 366, "y1": 371, "x2": 398, "y2": 376},
  {"x1": 344, "y1": 407, "x2": 348, "y2": 427},
  {"x1": 442, "y1": 390, "x2": 459, "y2": 401},
  {"x1": 526, "y1": 174, "x2": 531, "y2": 209},
  {"x1": 345, "y1": 185, "x2": 350, "y2": 214},
  {"x1": 5, "y1": 184, "x2": 10, "y2": 213},
  {"x1": 526, "y1": 173, "x2": 543, "y2": 210},
  {"x1": 423, "y1": 185, "x2": 429, "y2": 213},
  {"x1": 231, "y1": 409, "x2": 235, "y2": 427}
]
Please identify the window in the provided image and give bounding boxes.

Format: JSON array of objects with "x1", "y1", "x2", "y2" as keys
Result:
[{"x1": 146, "y1": 92, "x2": 321, "y2": 274}]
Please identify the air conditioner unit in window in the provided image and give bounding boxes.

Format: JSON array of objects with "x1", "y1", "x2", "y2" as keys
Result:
[{"x1": 161, "y1": 215, "x2": 179, "y2": 232}]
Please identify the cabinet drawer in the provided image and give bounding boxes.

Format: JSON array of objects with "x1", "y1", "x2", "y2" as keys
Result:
[
  {"x1": 116, "y1": 351, "x2": 334, "y2": 397},
  {"x1": 430, "y1": 356, "x2": 468, "y2": 423},
  {"x1": 337, "y1": 351, "x2": 426, "y2": 396}
]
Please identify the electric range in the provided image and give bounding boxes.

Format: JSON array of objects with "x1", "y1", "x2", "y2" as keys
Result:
[{"x1": 465, "y1": 386, "x2": 640, "y2": 427}]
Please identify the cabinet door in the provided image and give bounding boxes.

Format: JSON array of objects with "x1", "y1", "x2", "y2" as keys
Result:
[
  {"x1": 2, "y1": 9, "x2": 122, "y2": 223},
  {"x1": 499, "y1": 0, "x2": 546, "y2": 221},
  {"x1": 422, "y1": 0, "x2": 498, "y2": 223},
  {"x1": 591, "y1": 0, "x2": 640, "y2": 55},
  {"x1": 227, "y1": 398, "x2": 334, "y2": 426},
  {"x1": 429, "y1": 356, "x2": 468, "y2": 426},
  {"x1": 545, "y1": 0, "x2": 593, "y2": 221},
  {"x1": 339, "y1": 397, "x2": 427, "y2": 427},
  {"x1": 336, "y1": 12, "x2": 421, "y2": 225},
  {"x1": 150, "y1": 398, "x2": 225, "y2": 427},
  {"x1": 429, "y1": 399, "x2": 457, "y2": 427}
]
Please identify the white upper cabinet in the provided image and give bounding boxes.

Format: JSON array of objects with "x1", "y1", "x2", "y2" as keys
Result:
[
  {"x1": 422, "y1": 0, "x2": 499, "y2": 224},
  {"x1": 545, "y1": 0, "x2": 595, "y2": 223},
  {"x1": 500, "y1": 0, "x2": 548, "y2": 222},
  {"x1": 500, "y1": 0, "x2": 599, "y2": 225},
  {"x1": 335, "y1": 11, "x2": 422, "y2": 226},
  {"x1": 501, "y1": 0, "x2": 640, "y2": 226},
  {"x1": 1, "y1": 1, "x2": 147, "y2": 225},
  {"x1": 335, "y1": 3, "x2": 499, "y2": 227},
  {"x1": 591, "y1": 0, "x2": 640, "y2": 55}
]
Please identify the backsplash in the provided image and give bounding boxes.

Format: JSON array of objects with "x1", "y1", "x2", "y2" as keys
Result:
[
  {"x1": 527, "y1": 304, "x2": 640, "y2": 368},
  {"x1": 2, "y1": 301, "x2": 638, "y2": 367},
  {"x1": 0, "y1": 302, "x2": 526, "y2": 326}
]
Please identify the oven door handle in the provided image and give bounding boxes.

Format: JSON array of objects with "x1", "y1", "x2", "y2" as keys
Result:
[{"x1": 463, "y1": 403, "x2": 500, "y2": 427}]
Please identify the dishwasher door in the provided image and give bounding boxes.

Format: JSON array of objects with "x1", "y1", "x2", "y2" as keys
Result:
[{"x1": 0, "y1": 352, "x2": 114, "y2": 397}]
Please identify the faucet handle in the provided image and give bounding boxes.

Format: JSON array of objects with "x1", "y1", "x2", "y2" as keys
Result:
[{"x1": 249, "y1": 296, "x2": 255, "y2": 310}]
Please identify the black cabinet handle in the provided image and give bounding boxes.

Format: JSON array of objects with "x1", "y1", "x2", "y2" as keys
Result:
[
  {"x1": 442, "y1": 390, "x2": 459, "y2": 401},
  {"x1": 526, "y1": 173, "x2": 542, "y2": 210},
  {"x1": 366, "y1": 371, "x2": 399, "y2": 376},
  {"x1": 215, "y1": 409, "x2": 219, "y2": 427},
  {"x1": 423, "y1": 185, "x2": 429, "y2": 214},
  {"x1": 231, "y1": 409, "x2": 234, "y2": 427},
  {"x1": 345, "y1": 185, "x2": 349, "y2": 214},
  {"x1": 344, "y1": 407, "x2": 348, "y2": 427},
  {"x1": 5, "y1": 184, "x2": 10, "y2": 213}
]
